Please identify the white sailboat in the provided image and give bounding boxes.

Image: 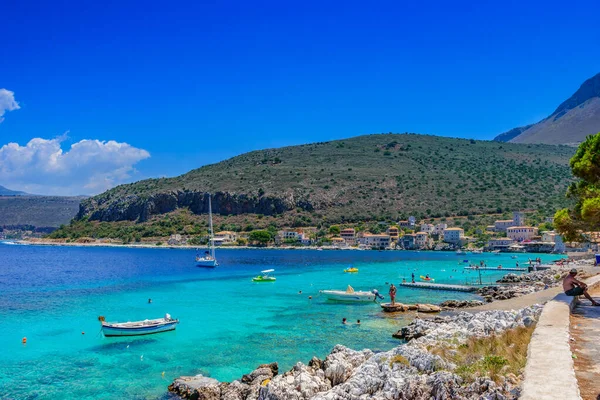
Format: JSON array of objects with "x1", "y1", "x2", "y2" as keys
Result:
[{"x1": 196, "y1": 194, "x2": 219, "y2": 267}]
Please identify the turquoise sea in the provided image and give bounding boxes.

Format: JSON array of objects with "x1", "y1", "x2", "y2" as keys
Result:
[{"x1": 0, "y1": 244, "x2": 562, "y2": 399}]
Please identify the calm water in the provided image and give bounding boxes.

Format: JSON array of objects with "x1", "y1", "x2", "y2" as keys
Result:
[{"x1": 0, "y1": 244, "x2": 562, "y2": 399}]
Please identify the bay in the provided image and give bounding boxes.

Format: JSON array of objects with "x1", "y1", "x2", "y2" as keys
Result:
[{"x1": 0, "y1": 244, "x2": 561, "y2": 399}]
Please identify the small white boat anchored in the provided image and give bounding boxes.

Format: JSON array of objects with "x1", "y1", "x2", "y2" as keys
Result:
[
  {"x1": 320, "y1": 286, "x2": 383, "y2": 303},
  {"x1": 196, "y1": 193, "x2": 219, "y2": 268},
  {"x1": 98, "y1": 314, "x2": 179, "y2": 337}
]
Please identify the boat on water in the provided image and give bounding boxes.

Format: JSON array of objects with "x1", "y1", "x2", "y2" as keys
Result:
[
  {"x1": 320, "y1": 286, "x2": 383, "y2": 303},
  {"x1": 344, "y1": 267, "x2": 358, "y2": 273},
  {"x1": 420, "y1": 275, "x2": 435, "y2": 282},
  {"x1": 196, "y1": 194, "x2": 219, "y2": 268},
  {"x1": 252, "y1": 269, "x2": 276, "y2": 282},
  {"x1": 456, "y1": 250, "x2": 466, "y2": 255},
  {"x1": 98, "y1": 314, "x2": 179, "y2": 337},
  {"x1": 492, "y1": 250, "x2": 501, "y2": 255}
]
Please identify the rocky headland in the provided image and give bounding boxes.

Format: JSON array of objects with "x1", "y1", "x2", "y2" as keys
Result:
[{"x1": 168, "y1": 306, "x2": 541, "y2": 400}]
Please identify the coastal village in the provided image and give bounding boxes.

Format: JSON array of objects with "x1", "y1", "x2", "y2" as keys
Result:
[{"x1": 169, "y1": 211, "x2": 580, "y2": 254}]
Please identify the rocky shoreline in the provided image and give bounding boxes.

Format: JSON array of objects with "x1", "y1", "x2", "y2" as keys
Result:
[
  {"x1": 440, "y1": 262, "x2": 595, "y2": 308},
  {"x1": 168, "y1": 306, "x2": 542, "y2": 400}
]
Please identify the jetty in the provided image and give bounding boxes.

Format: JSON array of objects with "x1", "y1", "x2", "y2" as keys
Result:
[
  {"x1": 381, "y1": 302, "x2": 441, "y2": 313},
  {"x1": 464, "y1": 266, "x2": 527, "y2": 272},
  {"x1": 399, "y1": 282, "x2": 478, "y2": 292}
]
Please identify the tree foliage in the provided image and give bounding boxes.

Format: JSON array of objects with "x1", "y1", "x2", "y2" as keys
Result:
[
  {"x1": 554, "y1": 132, "x2": 600, "y2": 241},
  {"x1": 248, "y1": 230, "x2": 272, "y2": 245}
]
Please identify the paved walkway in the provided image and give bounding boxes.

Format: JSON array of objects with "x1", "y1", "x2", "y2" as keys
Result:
[
  {"x1": 571, "y1": 286, "x2": 600, "y2": 400},
  {"x1": 467, "y1": 286, "x2": 563, "y2": 311}
]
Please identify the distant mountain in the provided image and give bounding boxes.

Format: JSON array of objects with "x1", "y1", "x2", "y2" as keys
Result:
[
  {"x1": 0, "y1": 196, "x2": 83, "y2": 228},
  {"x1": 0, "y1": 185, "x2": 28, "y2": 196},
  {"x1": 495, "y1": 73, "x2": 600, "y2": 145}
]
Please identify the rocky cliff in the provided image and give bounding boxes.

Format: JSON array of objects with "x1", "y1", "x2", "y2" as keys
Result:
[{"x1": 78, "y1": 191, "x2": 313, "y2": 222}]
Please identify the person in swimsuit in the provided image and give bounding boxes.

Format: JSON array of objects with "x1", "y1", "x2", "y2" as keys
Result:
[
  {"x1": 563, "y1": 269, "x2": 600, "y2": 305},
  {"x1": 389, "y1": 283, "x2": 397, "y2": 305}
]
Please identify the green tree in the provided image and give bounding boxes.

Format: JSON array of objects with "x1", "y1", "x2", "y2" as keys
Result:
[
  {"x1": 249, "y1": 230, "x2": 272, "y2": 245},
  {"x1": 329, "y1": 225, "x2": 341, "y2": 235},
  {"x1": 555, "y1": 132, "x2": 600, "y2": 241}
]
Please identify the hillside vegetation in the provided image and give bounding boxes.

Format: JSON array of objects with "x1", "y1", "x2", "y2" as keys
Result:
[{"x1": 65, "y1": 134, "x2": 573, "y2": 232}]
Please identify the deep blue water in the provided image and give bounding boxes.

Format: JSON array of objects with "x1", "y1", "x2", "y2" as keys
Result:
[{"x1": 0, "y1": 244, "x2": 562, "y2": 399}]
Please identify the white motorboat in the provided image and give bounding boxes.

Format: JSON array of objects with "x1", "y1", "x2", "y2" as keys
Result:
[
  {"x1": 196, "y1": 194, "x2": 219, "y2": 267},
  {"x1": 98, "y1": 314, "x2": 179, "y2": 337},
  {"x1": 320, "y1": 286, "x2": 383, "y2": 303}
]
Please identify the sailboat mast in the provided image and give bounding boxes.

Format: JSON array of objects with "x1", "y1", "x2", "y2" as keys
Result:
[{"x1": 208, "y1": 194, "x2": 215, "y2": 259}]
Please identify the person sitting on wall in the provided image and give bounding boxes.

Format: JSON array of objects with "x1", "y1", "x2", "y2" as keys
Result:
[{"x1": 563, "y1": 269, "x2": 600, "y2": 306}]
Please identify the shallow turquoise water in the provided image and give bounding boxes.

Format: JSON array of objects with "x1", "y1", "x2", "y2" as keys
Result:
[{"x1": 0, "y1": 244, "x2": 562, "y2": 399}]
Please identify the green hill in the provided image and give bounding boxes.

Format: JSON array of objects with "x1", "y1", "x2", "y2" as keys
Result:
[{"x1": 64, "y1": 134, "x2": 574, "y2": 236}]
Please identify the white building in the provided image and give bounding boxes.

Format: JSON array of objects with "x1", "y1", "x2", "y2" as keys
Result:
[
  {"x1": 359, "y1": 234, "x2": 391, "y2": 249},
  {"x1": 386, "y1": 226, "x2": 400, "y2": 241},
  {"x1": 340, "y1": 228, "x2": 356, "y2": 245},
  {"x1": 443, "y1": 227, "x2": 464, "y2": 244},
  {"x1": 281, "y1": 230, "x2": 301, "y2": 241},
  {"x1": 434, "y1": 223, "x2": 448, "y2": 235},
  {"x1": 214, "y1": 231, "x2": 238, "y2": 244},
  {"x1": 507, "y1": 226, "x2": 539, "y2": 242},
  {"x1": 415, "y1": 232, "x2": 430, "y2": 249},
  {"x1": 487, "y1": 237, "x2": 515, "y2": 250},
  {"x1": 420, "y1": 223, "x2": 435, "y2": 234},
  {"x1": 494, "y1": 211, "x2": 526, "y2": 232}
]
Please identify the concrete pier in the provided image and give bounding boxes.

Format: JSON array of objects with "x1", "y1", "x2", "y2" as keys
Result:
[
  {"x1": 399, "y1": 282, "x2": 478, "y2": 292},
  {"x1": 464, "y1": 266, "x2": 527, "y2": 272}
]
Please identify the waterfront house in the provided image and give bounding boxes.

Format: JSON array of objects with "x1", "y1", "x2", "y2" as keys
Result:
[
  {"x1": 443, "y1": 227, "x2": 464, "y2": 245},
  {"x1": 420, "y1": 223, "x2": 435, "y2": 234},
  {"x1": 281, "y1": 230, "x2": 301, "y2": 241},
  {"x1": 360, "y1": 233, "x2": 391, "y2": 250},
  {"x1": 415, "y1": 231, "x2": 430, "y2": 249},
  {"x1": 331, "y1": 237, "x2": 347, "y2": 248},
  {"x1": 214, "y1": 231, "x2": 238, "y2": 244},
  {"x1": 400, "y1": 233, "x2": 416, "y2": 250},
  {"x1": 168, "y1": 234, "x2": 184, "y2": 245},
  {"x1": 386, "y1": 226, "x2": 400, "y2": 242},
  {"x1": 398, "y1": 220, "x2": 411, "y2": 229},
  {"x1": 434, "y1": 223, "x2": 448, "y2": 235},
  {"x1": 487, "y1": 237, "x2": 515, "y2": 251},
  {"x1": 299, "y1": 233, "x2": 313, "y2": 246},
  {"x1": 340, "y1": 228, "x2": 356, "y2": 245},
  {"x1": 506, "y1": 226, "x2": 539, "y2": 242}
]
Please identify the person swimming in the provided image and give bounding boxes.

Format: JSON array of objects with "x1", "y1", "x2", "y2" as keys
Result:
[{"x1": 342, "y1": 318, "x2": 347, "y2": 325}]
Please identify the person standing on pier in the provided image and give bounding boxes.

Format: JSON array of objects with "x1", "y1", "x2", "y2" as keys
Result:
[
  {"x1": 389, "y1": 283, "x2": 397, "y2": 305},
  {"x1": 411, "y1": 273, "x2": 415, "y2": 283}
]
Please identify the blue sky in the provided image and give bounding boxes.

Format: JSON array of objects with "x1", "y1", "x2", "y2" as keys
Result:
[{"x1": 1, "y1": 0, "x2": 599, "y2": 195}]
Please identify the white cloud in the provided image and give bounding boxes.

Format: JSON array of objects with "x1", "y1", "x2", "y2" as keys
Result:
[
  {"x1": 0, "y1": 89, "x2": 20, "y2": 122},
  {"x1": 0, "y1": 136, "x2": 150, "y2": 195}
]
